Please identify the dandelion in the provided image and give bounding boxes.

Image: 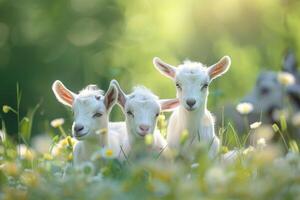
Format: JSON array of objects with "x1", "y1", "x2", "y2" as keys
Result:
[
  {"x1": 236, "y1": 102, "x2": 253, "y2": 115},
  {"x1": 50, "y1": 118, "x2": 65, "y2": 128},
  {"x1": 292, "y1": 112, "x2": 300, "y2": 127},
  {"x1": 250, "y1": 121, "x2": 262, "y2": 129},
  {"x1": 145, "y1": 134, "x2": 154, "y2": 145},
  {"x1": 277, "y1": 72, "x2": 295, "y2": 86}
]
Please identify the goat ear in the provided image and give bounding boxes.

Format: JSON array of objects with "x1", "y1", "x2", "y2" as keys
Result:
[
  {"x1": 208, "y1": 56, "x2": 231, "y2": 81},
  {"x1": 104, "y1": 84, "x2": 118, "y2": 111},
  {"x1": 52, "y1": 80, "x2": 76, "y2": 107},
  {"x1": 159, "y1": 99, "x2": 179, "y2": 112},
  {"x1": 110, "y1": 79, "x2": 127, "y2": 108},
  {"x1": 153, "y1": 57, "x2": 177, "y2": 79},
  {"x1": 282, "y1": 49, "x2": 297, "y2": 74}
]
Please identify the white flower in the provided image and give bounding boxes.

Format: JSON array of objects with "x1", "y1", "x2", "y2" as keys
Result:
[
  {"x1": 17, "y1": 144, "x2": 35, "y2": 160},
  {"x1": 250, "y1": 122, "x2": 262, "y2": 129},
  {"x1": 101, "y1": 147, "x2": 116, "y2": 159},
  {"x1": 205, "y1": 167, "x2": 231, "y2": 187},
  {"x1": 292, "y1": 112, "x2": 300, "y2": 127},
  {"x1": 277, "y1": 72, "x2": 295, "y2": 86},
  {"x1": 243, "y1": 146, "x2": 255, "y2": 155},
  {"x1": 257, "y1": 138, "x2": 266, "y2": 149},
  {"x1": 236, "y1": 102, "x2": 254, "y2": 115},
  {"x1": 0, "y1": 130, "x2": 6, "y2": 142},
  {"x1": 50, "y1": 118, "x2": 65, "y2": 128}
]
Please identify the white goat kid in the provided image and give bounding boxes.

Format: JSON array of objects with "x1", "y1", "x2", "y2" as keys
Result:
[
  {"x1": 111, "y1": 80, "x2": 179, "y2": 152},
  {"x1": 52, "y1": 80, "x2": 128, "y2": 165},
  {"x1": 153, "y1": 56, "x2": 231, "y2": 158}
]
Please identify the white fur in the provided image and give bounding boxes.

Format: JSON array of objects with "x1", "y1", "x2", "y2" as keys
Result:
[
  {"x1": 153, "y1": 56, "x2": 231, "y2": 158},
  {"x1": 52, "y1": 81, "x2": 129, "y2": 165},
  {"x1": 112, "y1": 80, "x2": 178, "y2": 153}
]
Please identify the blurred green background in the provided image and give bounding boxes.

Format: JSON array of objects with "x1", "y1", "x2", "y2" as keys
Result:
[{"x1": 0, "y1": 0, "x2": 300, "y2": 137}]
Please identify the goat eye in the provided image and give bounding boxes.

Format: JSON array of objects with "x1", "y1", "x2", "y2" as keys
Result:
[
  {"x1": 155, "y1": 113, "x2": 159, "y2": 117},
  {"x1": 127, "y1": 110, "x2": 134, "y2": 117},
  {"x1": 176, "y1": 83, "x2": 182, "y2": 90},
  {"x1": 201, "y1": 83, "x2": 208, "y2": 90},
  {"x1": 93, "y1": 112, "x2": 102, "y2": 118}
]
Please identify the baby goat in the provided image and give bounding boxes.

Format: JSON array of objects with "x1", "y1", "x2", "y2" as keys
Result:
[
  {"x1": 153, "y1": 56, "x2": 231, "y2": 157},
  {"x1": 111, "y1": 80, "x2": 178, "y2": 153},
  {"x1": 52, "y1": 80, "x2": 129, "y2": 165}
]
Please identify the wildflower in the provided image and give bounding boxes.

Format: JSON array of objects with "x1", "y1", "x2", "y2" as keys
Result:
[
  {"x1": 205, "y1": 166, "x2": 231, "y2": 187},
  {"x1": 18, "y1": 144, "x2": 35, "y2": 161},
  {"x1": 1, "y1": 162, "x2": 19, "y2": 176},
  {"x1": 250, "y1": 121, "x2": 262, "y2": 129},
  {"x1": 272, "y1": 109, "x2": 289, "y2": 122},
  {"x1": 272, "y1": 124, "x2": 280, "y2": 132},
  {"x1": 2, "y1": 105, "x2": 11, "y2": 113},
  {"x1": 79, "y1": 162, "x2": 95, "y2": 176},
  {"x1": 191, "y1": 163, "x2": 199, "y2": 169},
  {"x1": 243, "y1": 146, "x2": 255, "y2": 156},
  {"x1": 236, "y1": 102, "x2": 253, "y2": 115},
  {"x1": 20, "y1": 170, "x2": 39, "y2": 187},
  {"x1": 257, "y1": 138, "x2": 266, "y2": 149},
  {"x1": 277, "y1": 72, "x2": 295, "y2": 86},
  {"x1": 0, "y1": 130, "x2": 6, "y2": 142},
  {"x1": 292, "y1": 112, "x2": 300, "y2": 127},
  {"x1": 91, "y1": 150, "x2": 102, "y2": 161},
  {"x1": 50, "y1": 118, "x2": 65, "y2": 128},
  {"x1": 145, "y1": 134, "x2": 154, "y2": 146},
  {"x1": 101, "y1": 147, "x2": 116, "y2": 159},
  {"x1": 43, "y1": 153, "x2": 53, "y2": 160},
  {"x1": 96, "y1": 128, "x2": 107, "y2": 135}
]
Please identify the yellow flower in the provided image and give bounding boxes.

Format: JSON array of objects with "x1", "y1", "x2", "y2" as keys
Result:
[
  {"x1": 50, "y1": 118, "x2": 65, "y2": 128},
  {"x1": 145, "y1": 134, "x2": 154, "y2": 146},
  {"x1": 43, "y1": 153, "x2": 53, "y2": 160},
  {"x1": 20, "y1": 170, "x2": 39, "y2": 187},
  {"x1": 277, "y1": 72, "x2": 295, "y2": 86},
  {"x1": 272, "y1": 124, "x2": 280, "y2": 132},
  {"x1": 236, "y1": 102, "x2": 253, "y2": 115},
  {"x1": 18, "y1": 144, "x2": 35, "y2": 161},
  {"x1": 292, "y1": 112, "x2": 300, "y2": 127},
  {"x1": 2, "y1": 105, "x2": 11, "y2": 113},
  {"x1": 1, "y1": 162, "x2": 19, "y2": 176},
  {"x1": 96, "y1": 128, "x2": 108, "y2": 135},
  {"x1": 250, "y1": 122, "x2": 262, "y2": 129}
]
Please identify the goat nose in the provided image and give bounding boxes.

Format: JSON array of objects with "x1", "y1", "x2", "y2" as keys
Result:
[
  {"x1": 139, "y1": 125, "x2": 150, "y2": 132},
  {"x1": 74, "y1": 124, "x2": 84, "y2": 133},
  {"x1": 186, "y1": 99, "x2": 196, "y2": 107},
  {"x1": 260, "y1": 87, "x2": 270, "y2": 95}
]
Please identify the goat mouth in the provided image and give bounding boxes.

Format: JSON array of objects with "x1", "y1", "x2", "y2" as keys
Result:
[
  {"x1": 74, "y1": 132, "x2": 89, "y2": 139},
  {"x1": 185, "y1": 107, "x2": 197, "y2": 111}
]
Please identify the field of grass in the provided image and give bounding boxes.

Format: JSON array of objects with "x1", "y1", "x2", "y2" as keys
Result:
[{"x1": 1, "y1": 86, "x2": 300, "y2": 200}]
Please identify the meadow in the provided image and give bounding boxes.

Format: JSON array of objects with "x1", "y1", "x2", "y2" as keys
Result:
[{"x1": 1, "y1": 0, "x2": 300, "y2": 199}]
